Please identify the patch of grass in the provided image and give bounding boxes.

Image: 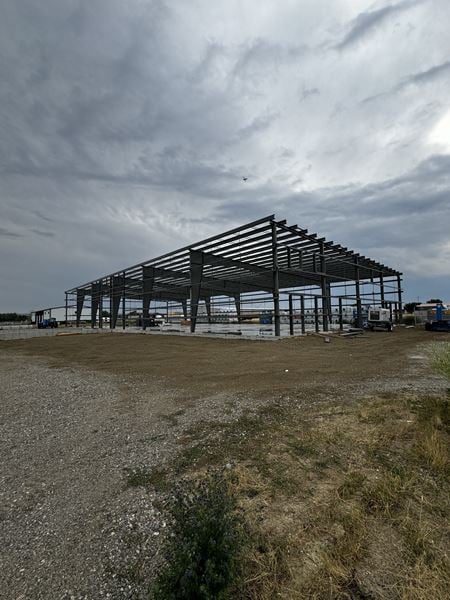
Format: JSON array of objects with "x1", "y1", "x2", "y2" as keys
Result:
[
  {"x1": 401, "y1": 517, "x2": 436, "y2": 566},
  {"x1": 429, "y1": 341, "x2": 450, "y2": 379},
  {"x1": 297, "y1": 506, "x2": 368, "y2": 599},
  {"x1": 361, "y1": 473, "x2": 406, "y2": 515},
  {"x1": 417, "y1": 429, "x2": 448, "y2": 472},
  {"x1": 412, "y1": 394, "x2": 450, "y2": 430},
  {"x1": 286, "y1": 437, "x2": 318, "y2": 458},
  {"x1": 337, "y1": 471, "x2": 366, "y2": 500},
  {"x1": 238, "y1": 529, "x2": 291, "y2": 600},
  {"x1": 150, "y1": 470, "x2": 245, "y2": 600},
  {"x1": 124, "y1": 466, "x2": 169, "y2": 490}
]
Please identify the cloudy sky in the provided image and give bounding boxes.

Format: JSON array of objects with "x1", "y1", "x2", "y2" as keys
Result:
[{"x1": 1, "y1": 0, "x2": 449, "y2": 312}]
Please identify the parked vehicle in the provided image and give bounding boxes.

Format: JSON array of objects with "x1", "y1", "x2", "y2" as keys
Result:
[
  {"x1": 367, "y1": 307, "x2": 392, "y2": 331},
  {"x1": 425, "y1": 303, "x2": 450, "y2": 332},
  {"x1": 37, "y1": 318, "x2": 58, "y2": 329}
]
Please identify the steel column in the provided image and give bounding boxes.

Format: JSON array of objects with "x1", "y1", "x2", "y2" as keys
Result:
[
  {"x1": 111, "y1": 276, "x2": 122, "y2": 329},
  {"x1": 379, "y1": 271, "x2": 385, "y2": 307},
  {"x1": 234, "y1": 294, "x2": 241, "y2": 323},
  {"x1": 142, "y1": 266, "x2": 155, "y2": 330},
  {"x1": 99, "y1": 280, "x2": 103, "y2": 329},
  {"x1": 122, "y1": 271, "x2": 126, "y2": 330},
  {"x1": 271, "y1": 221, "x2": 281, "y2": 337},
  {"x1": 314, "y1": 296, "x2": 319, "y2": 333},
  {"x1": 354, "y1": 257, "x2": 363, "y2": 328},
  {"x1": 397, "y1": 274, "x2": 403, "y2": 322},
  {"x1": 320, "y1": 242, "x2": 329, "y2": 332},
  {"x1": 300, "y1": 295, "x2": 306, "y2": 334},
  {"x1": 204, "y1": 297, "x2": 212, "y2": 324},
  {"x1": 91, "y1": 282, "x2": 101, "y2": 328},
  {"x1": 181, "y1": 299, "x2": 188, "y2": 320},
  {"x1": 288, "y1": 294, "x2": 294, "y2": 336},
  {"x1": 76, "y1": 289, "x2": 85, "y2": 327},
  {"x1": 190, "y1": 250, "x2": 204, "y2": 333}
]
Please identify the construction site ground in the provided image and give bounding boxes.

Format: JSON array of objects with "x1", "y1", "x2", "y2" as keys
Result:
[{"x1": 1, "y1": 328, "x2": 449, "y2": 599}]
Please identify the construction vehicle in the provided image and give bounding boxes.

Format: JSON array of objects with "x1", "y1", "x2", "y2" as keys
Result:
[
  {"x1": 367, "y1": 306, "x2": 393, "y2": 331},
  {"x1": 425, "y1": 303, "x2": 450, "y2": 332},
  {"x1": 37, "y1": 317, "x2": 58, "y2": 329}
]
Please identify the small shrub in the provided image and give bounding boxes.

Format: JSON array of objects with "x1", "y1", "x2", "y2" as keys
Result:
[
  {"x1": 151, "y1": 470, "x2": 245, "y2": 599},
  {"x1": 402, "y1": 314, "x2": 417, "y2": 326}
]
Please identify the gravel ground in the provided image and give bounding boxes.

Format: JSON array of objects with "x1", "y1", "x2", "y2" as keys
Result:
[
  {"x1": 1, "y1": 330, "x2": 447, "y2": 599},
  {"x1": 0, "y1": 353, "x2": 277, "y2": 599}
]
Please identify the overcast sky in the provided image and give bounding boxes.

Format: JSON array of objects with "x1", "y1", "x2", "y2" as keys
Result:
[{"x1": 1, "y1": 0, "x2": 449, "y2": 312}]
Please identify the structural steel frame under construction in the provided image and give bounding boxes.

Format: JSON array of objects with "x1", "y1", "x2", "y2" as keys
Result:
[{"x1": 65, "y1": 215, "x2": 403, "y2": 336}]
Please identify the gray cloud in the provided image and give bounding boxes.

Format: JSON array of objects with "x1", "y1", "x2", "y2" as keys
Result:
[
  {"x1": 0, "y1": 227, "x2": 22, "y2": 238},
  {"x1": 299, "y1": 87, "x2": 320, "y2": 102},
  {"x1": 30, "y1": 228, "x2": 55, "y2": 238},
  {"x1": 336, "y1": 0, "x2": 424, "y2": 50},
  {"x1": 0, "y1": 0, "x2": 449, "y2": 311},
  {"x1": 361, "y1": 58, "x2": 450, "y2": 103},
  {"x1": 400, "y1": 59, "x2": 450, "y2": 86}
]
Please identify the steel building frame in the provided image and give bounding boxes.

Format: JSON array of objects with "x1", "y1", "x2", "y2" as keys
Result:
[{"x1": 64, "y1": 215, "x2": 403, "y2": 336}]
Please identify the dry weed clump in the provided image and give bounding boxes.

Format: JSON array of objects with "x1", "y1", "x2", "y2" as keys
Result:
[
  {"x1": 417, "y1": 428, "x2": 448, "y2": 471},
  {"x1": 429, "y1": 341, "x2": 450, "y2": 379}
]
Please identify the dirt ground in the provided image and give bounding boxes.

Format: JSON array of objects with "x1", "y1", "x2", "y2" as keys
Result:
[
  {"x1": 3, "y1": 327, "x2": 445, "y2": 394},
  {"x1": 0, "y1": 328, "x2": 448, "y2": 599}
]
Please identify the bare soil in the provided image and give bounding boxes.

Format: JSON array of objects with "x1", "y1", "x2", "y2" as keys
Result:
[
  {"x1": 0, "y1": 328, "x2": 448, "y2": 599},
  {"x1": 3, "y1": 327, "x2": 445, "y2": 394}
]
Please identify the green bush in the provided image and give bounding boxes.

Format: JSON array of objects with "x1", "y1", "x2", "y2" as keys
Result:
[{"x1": 151, "y1": 470, "x2": 244, "y2": 599}]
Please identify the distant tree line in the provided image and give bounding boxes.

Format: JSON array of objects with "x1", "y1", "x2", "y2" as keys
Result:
[{"x1": 0, "y1": 312, "x2": 29, "y2": 322}]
